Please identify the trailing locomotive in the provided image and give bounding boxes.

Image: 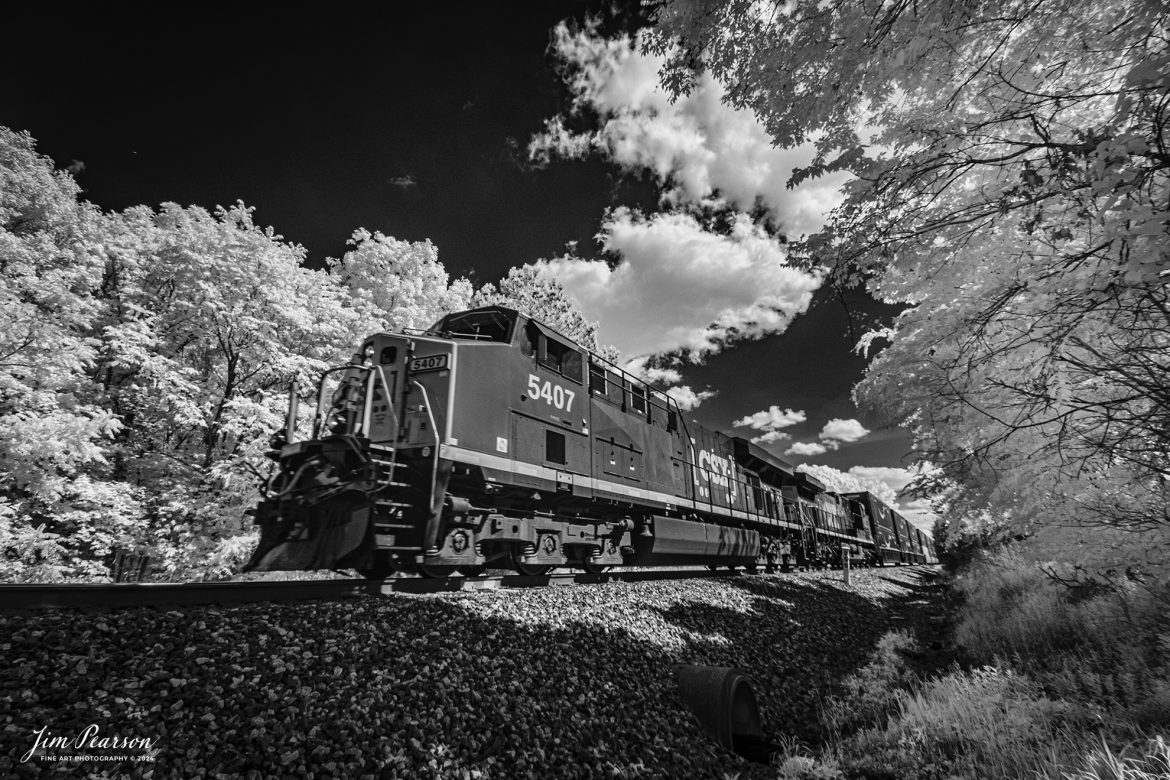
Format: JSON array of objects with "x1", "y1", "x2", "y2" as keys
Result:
[{"x1": 246, "y1": 306, "x2": 935, "y2": 578}]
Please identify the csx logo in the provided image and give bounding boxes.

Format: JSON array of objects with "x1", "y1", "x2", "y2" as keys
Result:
[{"x1": 697, "y1": 451, "x2": 734, "y2": 488}]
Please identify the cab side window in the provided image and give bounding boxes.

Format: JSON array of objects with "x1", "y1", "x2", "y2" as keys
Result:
[
  {"x1": 589, "y1": 361, "x2": 607, "y2": 395},
  {"x1": 527, "y1": 322, "x2": 583, "y2": 382},
  {"x1": 630, "y1": 383, "x2": 647, "y2": 415},
  {"x1": 541, "y1": 336, "x2": 582, "y2": 381}
]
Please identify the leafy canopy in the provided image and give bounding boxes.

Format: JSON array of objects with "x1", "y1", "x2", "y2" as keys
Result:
[{"x1": 649, "y1": 0, "x2": 1169, "y2": 575}]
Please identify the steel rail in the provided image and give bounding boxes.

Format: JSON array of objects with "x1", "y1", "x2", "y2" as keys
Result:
[{"x1": 0, "y1": 567, "x2": 753, "y2": 612}]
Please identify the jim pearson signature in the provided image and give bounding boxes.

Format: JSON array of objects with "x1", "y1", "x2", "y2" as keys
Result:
[{"x1": 21, "y1": 724, "x2": 157, "y2": 763}]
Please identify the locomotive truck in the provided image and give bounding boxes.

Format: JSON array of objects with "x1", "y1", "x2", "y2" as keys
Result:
[{"x1": 245, "y1": 306, "x2": 933, "y2": 578}]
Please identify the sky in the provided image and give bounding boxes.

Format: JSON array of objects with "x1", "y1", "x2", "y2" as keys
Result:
[{"x1": 3, "y1": 5, "x2": 927, "y2": 525}]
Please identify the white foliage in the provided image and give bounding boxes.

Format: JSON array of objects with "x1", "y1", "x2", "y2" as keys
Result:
[{"x1": 650, "y1": 0, "x2": 1170, "y2": 575}]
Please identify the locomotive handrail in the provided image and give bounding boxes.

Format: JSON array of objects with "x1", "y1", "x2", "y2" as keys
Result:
[
  {"x1": 411, "y1": 379, "x2": 444, "y2": 553},
  {"x1": 312, "y1": 364, "x2": 363, "y2": 439},
  {"x1": 585, "y1": 349, "x2": 684, "y2": 419},
  {"x1": 360, "y1": 367, "x2": 378, "y2": 436},
  {"x1": 356, "y1": 364, "x2": 398, "y2": 443},
  {"x1": 376, "y1": 365, "x2": 397, "y2": 442}
]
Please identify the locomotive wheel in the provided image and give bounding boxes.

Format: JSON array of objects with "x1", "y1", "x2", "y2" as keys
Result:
[
  {"x1": 458, "y1": 565, "x2": 487, "y2": 577},
  {"x1": 510, "y1": 548, "x2": 552, "y2": 577},
  {"x1": 416, "y1": 562, "x2": 459, "y2": 578},
  {"x1": 573, "y1": 549, "x2": 609, "y2": 575},
  {"x1": 357, "y1": 552, "x2": 396, "y2": 580}
]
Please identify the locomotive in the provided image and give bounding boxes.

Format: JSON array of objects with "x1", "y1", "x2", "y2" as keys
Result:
[{"x1": 245, "y1": 306, "x2": 935, "y2": 578}]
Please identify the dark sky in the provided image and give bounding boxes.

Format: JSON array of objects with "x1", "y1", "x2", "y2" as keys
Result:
[{"x1": 4, "y1": 4, "x2": 912, "y2": 473}]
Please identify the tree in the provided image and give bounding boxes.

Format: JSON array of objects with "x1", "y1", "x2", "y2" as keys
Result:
[
  {"x1": 88, "y1": 202, "x2": 359, "y2": 576},
  {"x1": 332, "y1": 228, "x2": 473, "y2": 335},
  {"x1": 1, "y1": 124, "x2": 497, "y2": 580},
  {"x1": 649, "y1": 0, "x2": 1169, "y2": 575},
  {"x1": 0, "y1": 128, "x2": 120, "y2": 578},
  {"x1": 474, "y1": 264, "x2": 621, "y2": 361}
]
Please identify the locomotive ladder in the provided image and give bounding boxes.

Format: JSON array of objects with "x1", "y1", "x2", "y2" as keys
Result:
[{"x1": 358, "y1": 366, "x2": 431, "y2": 559}]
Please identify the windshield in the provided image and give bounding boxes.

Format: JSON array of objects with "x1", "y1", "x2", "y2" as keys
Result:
[{"x1": 430, "y1": 309, "x2": 516, "y2": 342}]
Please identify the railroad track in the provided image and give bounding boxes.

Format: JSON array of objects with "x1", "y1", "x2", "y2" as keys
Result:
[{"x1": 0, "y1": 567, "x2": 747, "y2": 611}]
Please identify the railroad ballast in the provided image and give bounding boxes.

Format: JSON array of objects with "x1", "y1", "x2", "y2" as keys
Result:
[{"x1": 245, "y1": 306, "x2": 935, "y2": 578}]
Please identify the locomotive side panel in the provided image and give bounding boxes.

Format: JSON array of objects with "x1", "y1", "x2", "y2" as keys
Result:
[
  {"x1": 444, "y1": 325, "x2": 594, "y2": 497},
  {"x1": 588, "y1": 366, "x2": 650, "y2": 504},
  {"x1": 400, "y1": 340, "x2": 453, "y2": 448},
  {"x1": 844, "y1": 492, "x2": 902, "y2": 564},
  {"x1": 442, "y1": 343, "x2": 517, "y2": 457},
  {"x1": 690, "y1": 427, "x2": 742, "y2": 514},
  {"x1": 892, "y1": 512, "x2": 912, "y2": 563},
  {"x1": 584, "y1": 363, "x2": 683, "y2": 509}
]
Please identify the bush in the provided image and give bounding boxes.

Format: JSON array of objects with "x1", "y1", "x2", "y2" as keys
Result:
[
  {"x1": 953, "y1": 552, "x2": 1170, "y2": 714},
  {"x1": 811, "y1": 554, "x2": 1170, "y2": 780},
  {"x1": 833, "y1": 666, "x2": 1086, "y2": 780},
  {"x1": 821, "y1": 630, "x2": 919, "y2": 737}
]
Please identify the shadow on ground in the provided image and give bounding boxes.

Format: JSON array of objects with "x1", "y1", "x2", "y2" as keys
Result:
[{"x1": 0, "y1": 567, "x2": 946, "y2": 779}]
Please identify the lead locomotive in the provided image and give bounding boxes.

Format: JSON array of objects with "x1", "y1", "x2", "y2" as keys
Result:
[{"x1": 246, "y1": 306, "x2": 934, "y2": 578}]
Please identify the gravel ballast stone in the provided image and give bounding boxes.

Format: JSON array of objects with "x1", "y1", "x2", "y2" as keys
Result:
[{"x1": 1, "y1": 566, "x2": 938, "y2": 779}]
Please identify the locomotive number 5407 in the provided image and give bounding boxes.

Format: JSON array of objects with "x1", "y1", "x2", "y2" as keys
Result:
[{"x1": 526, "y1": 374, "x2": 576, "y2": 412}]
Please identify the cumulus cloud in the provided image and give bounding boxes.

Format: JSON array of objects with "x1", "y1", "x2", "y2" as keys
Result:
[
  {"x1": 818, "y1": 418, "x2": 870, "y2": 447},
  {"x1": 531, "y1": 24, "x2": 850, "y2": 238},
  {"x1": 524, "y1": 24, "x2": 840, "y2": 361},
  {"x1": 847, "y1": 466, "x2": 916, "y2": 494},
  {"x1": 537, "y1": 209, "x2": 822, "y2": 358},
  {"x1": 786, "y1": 441, "x2": 828, "y2": 457},
  {"x1": 665, "y1": 385, "x2": 716, "y2": 411},
  {"x1": 747, "y1": 430, "x2": 789, "y2": 445},
  {"x1": 733, "y1": 406, "x2": 806, "y2": 431},
  {"x1": 732, "y1": 405, "x2": 806, "y2": 445},
  {"x1": 624, "y1": 356, "x2": 683, "y2": 386}
]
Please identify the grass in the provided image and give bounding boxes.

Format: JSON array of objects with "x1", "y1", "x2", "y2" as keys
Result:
[{"x1": 772, "y1": 552, "x2": 1170, "y2": 780}]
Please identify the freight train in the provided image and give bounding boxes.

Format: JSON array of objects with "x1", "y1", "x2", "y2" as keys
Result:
[{"x1": 246, "y1": 306, "x2": 935, "y2": 578}]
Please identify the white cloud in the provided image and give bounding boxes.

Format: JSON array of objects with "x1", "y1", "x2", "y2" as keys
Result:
[
  {"x1": 665, "y1": 385, "x2": 716, "y2": 411},
  {"x1": 532, "y1": 24, "x2": 850, "y2": 239},
  {"x1": 734, "y1": 405, "x2": 805, "y2": 446},
  {"x1": 786, "y1": 441, "x2": 828, "y2": 456},
  {"x1": 846, "y1": 466, "x2": 916, "y2": 494},
  {"x1": 537, "y1": 209, "x2": 822, "y2": 358},
  {"x1": 750, "y1": 430, "x2": 791, "y2": 445},
  {"x1": 733, "y1": 406, "x2": 806, "y2": 431},
  {"x1": 624, "y1": 356, "x2": 683, "y2": 386},
  {"x1": 819, "y1": 418, "x2": 870, "y2": 445}
]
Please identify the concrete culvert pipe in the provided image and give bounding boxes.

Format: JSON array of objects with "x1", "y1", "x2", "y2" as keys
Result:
[{"x1": 675, "y1": 665, "x2": 772, "y2": 763}]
